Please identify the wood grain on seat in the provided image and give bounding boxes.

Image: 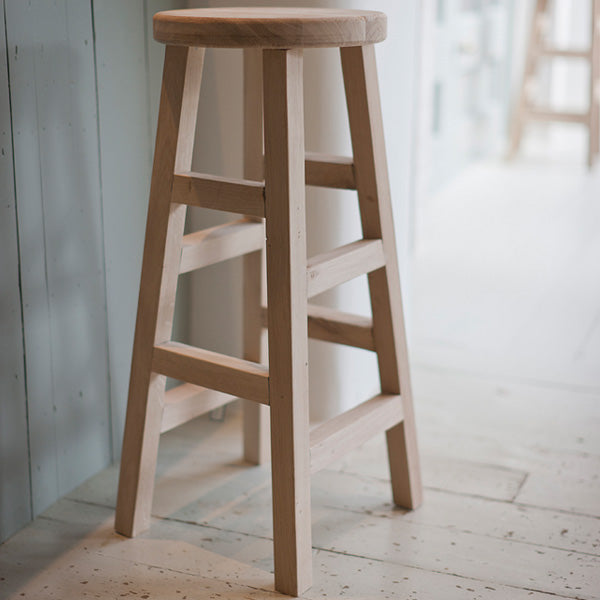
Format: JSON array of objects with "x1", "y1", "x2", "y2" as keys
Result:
[{"x1": 153, "y1": 7, "x2": 386, "y2": 48}]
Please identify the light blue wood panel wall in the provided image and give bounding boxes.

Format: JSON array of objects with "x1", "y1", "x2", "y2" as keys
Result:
[
  {"x1": 5, "y1": 0, "x2": 111, "y2": 518},
  {"x1": 0, "y1": 0, "x2": 30, "y2": 543},
  {"x1": 0, "y1": 0, "x2": 186, "y2": 543},
  {"x1": 94, "y1": 0, "x2": 186, "y2": 461}
]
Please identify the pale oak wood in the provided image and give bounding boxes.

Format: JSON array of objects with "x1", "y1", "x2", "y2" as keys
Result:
[
  {"x1": 152, "y1": 342, "x2": 269, "y2": 405},
  {"x1": 306, "y1": 239, "x2": 385, "y2": 298},
  {"x1": 263, "y1": 48, "x2": 312, "y2": 596},
  {"x1": 154, "y1": 7, "x2": 386, "y2": 49},
  {"x1": 588, "y1": 0, "x2": 600, "y2": 166},
  {"x1": 242, "y1": 47, "x2": 270, "y2": 465},
  {"x1": 246, "y1": 152, "x2": 357, "y2": 189},
  {"x1": 116, "y1": 15, "x2": 422, "y2": 594},
  {"x1": 526, "y1": 109, "x2": 588, "y2": 124},
  {"x1": 115, "y1": 45, "x2": 203, "y2": 538},
  {"x1": 161, "y1": 384, "x2": 233, "y2": 434},
  {"x1": 305, "y1": 152, "x2": 356, "y2": 189},
  {"x1": 172, "y1": 172, "x2": 265, "y2": 217},
  {"x1": 179, "y1": 219, "x2": 265, "y2": 274},
  {"x1": 309, "y1": 394, "x2": 404, "y2": 474},
  {"x1": 243, "y1": 49, "x2": 265, "y2": 181},
  {"x1": 306, "y1": 304, "x2": 375, "y2": 351},
  {"x1": 539, "y1": 47, "x2": 590, "y2": 59},
  {"x1": 342, "y1": 44, "x2": 423, "y2": 509},
  {"x1": 261, "y1": 304, "x2": 375, "y2": 351},
  {"x1": 593, "y1": 2, "x2": 599, "y2": 161}
]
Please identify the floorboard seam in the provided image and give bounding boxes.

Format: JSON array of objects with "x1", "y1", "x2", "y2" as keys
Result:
[
  {"x1": 149, "y1": 514, "x2": 592, "y2": 600},
  {"x1": 61, "y1": 485, "x2": 600, "y2": 529},
  {"x1": 315, "y1": 503, "x2": 600, "y2": 558},
  {"x1": 511, "y1": 470, "x2": 530, "y2": 502},
  {"x1": 93, "y1": 548, "x2": 279, "y2": 597},
  {"x1": 316, "y1": 547, "x2": 581, "y2": 599}
]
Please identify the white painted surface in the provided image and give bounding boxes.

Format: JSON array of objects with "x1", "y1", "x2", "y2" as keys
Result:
[{"x1": 412, "y1": 157, "x2": 600, "y2": 389}]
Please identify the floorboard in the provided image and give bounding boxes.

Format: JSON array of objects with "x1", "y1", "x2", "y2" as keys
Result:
[{"x1": 2, "y1": 158, "x2": 600, "y2": 598}]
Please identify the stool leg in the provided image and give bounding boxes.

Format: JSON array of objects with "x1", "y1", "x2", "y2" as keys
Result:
[
  {"x1": 509, "y1": 0, "x2": 548, "y2": 158},
  {"x1": 589, "y1": 0, "x2": 600, "y2": 167},
  {"x1": 263, "y1": 48, "x2": 312, "y2": 596},
  {"x1": 115, "y1": 46, "x2": 203, "y2": 537},
  {"x1": 341, "y1": 45, "x2": 423, "y2": 510},
  {"x1": 242, "y1": 48, "x2": 270, "y2": 464}
]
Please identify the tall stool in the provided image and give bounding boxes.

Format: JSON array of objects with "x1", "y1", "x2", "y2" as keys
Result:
[
  {"x1": 115, "y1": 8, "x2": 422, "y2": 596},
  {"x1": 510, "y1": 0, "x2": 600, "y2": 167}
]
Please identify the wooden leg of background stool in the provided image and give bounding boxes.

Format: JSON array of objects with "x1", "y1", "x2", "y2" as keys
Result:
[
  {"x1": 341, "y1": 44, "x2": 423, "y2": 510},
  {"x1": 589, "y1": 0, "x2": 599, "y2": 167},
  {"x1": 595, "y1": 3, "x2": 600, "y2": 159},
  {"x1": 263, "y1": 48, "x2": 312, "y2": 596},
  {"x1": 243, "y1": 48, "x2": 270, "y2": 465},
  {"x1": 509, "y1": 0, "x2": 548, "y2": 159},
  {"x1": 115, "y1": 46, "x2": 203, "y2": 537}
]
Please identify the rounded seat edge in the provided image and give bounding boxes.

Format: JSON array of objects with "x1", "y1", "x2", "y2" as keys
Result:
[{"x1": 153, "y1": 7, "x2": 387, "y2": 49}]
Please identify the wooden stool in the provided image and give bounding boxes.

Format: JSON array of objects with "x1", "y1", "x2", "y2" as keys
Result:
[
  {"x1": 115, "y1": 8, "x2": 422, "y2": 596},
  {"x1": 510, "y1": 0, "x2": 600, "y2": 167}
]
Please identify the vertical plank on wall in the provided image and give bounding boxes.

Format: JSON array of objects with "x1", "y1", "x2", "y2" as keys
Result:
[
  {"x1": 0, "y1": 0, "x2": 31, "y2": 543},
  {"x1": 4, "y1": 0, "x2": 57, "y2": 517},
  {"x1": 6, "y1": 0, "x2": 111, "y2": 515},
  {"x1": 93, "y1": 0, "x2": 153, "y2": 460},
  {"x1": 93, "y1": 0, "x2": 188, "y2": 460}
]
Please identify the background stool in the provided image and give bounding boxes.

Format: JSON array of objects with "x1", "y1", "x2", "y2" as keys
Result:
[
  {"x1": 114, "y1": 8, "x2": 422, "y2": 596},
  {"x1": 510, "y1": 0, "x2": 600, "y2": 166}
]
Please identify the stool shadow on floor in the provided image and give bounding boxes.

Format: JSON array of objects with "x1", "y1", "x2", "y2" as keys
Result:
[
  {"x1": 1, "y1": 490, "x2": 396, "y2": 599},
  {"x1": 0, "y1": 498, "x2": 282, "y2": 600}
]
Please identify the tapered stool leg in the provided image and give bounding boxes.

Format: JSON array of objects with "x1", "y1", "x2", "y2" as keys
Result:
[
  {"x1": 509, "y1": 0, "x2": 548, "y2": 158},
  {"x1": 263, "y1": 48, "x2": 312, "y2": 596},
  {"x1": 242, "y1": 48, "x2": 270, "y2": 465},
  {"x1": 589, "y1": 0, "x2": 600, "y2": 166},
  {"x1": 115, "y1": 46, "x2": 204, "y2": 537},
  {"x1": 341, "y1": 45, "x2": 423, "y2": 510}
]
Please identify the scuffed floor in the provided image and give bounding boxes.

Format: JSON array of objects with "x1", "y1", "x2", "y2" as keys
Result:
[{"x1": 1, "y1": 372, "x2": 599, "y2": 600}]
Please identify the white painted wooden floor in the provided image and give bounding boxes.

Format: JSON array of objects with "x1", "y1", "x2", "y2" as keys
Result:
[{"x1": 1, "y1": 157, "x2": 600, "y2": 599}]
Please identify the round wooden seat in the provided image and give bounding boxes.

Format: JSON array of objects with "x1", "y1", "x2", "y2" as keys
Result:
[{"x1": 153, "y1": 7, "x2": 386, "y2": 49}]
